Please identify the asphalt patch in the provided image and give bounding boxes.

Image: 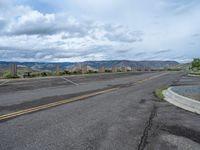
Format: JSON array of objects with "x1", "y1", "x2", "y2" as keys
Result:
[
  {"x1": 139, "y1": 99, "x2": 146, "y2": 104},
  {"x1": 161, "y1": 125, "x2": 200, "y2": 144}
]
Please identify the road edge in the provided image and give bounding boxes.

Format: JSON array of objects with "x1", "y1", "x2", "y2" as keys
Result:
[{"x1": 163, "y1": 87, "x2": 200, "y2": 115}]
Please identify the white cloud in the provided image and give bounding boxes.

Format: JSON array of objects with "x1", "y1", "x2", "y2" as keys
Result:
[{"x1": 0, "y1": 0, "x2": 200, "y2": 62}]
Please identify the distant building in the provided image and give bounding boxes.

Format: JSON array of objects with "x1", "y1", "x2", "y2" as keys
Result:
[
  {"x1": 56, "y1": 64, "x2": 60, "y2": 75},
  {"x1": 138, "y1": 67, "x2": 145, "y2": 72},
  {"x1": 126, "y1": 67, "x2": 131, "y2": 72},
  {"x1": 11, "y1": 64, "x2": 17, "y2": 76},
  {"x1": 131, "y1": 67, "x2": 136, "y2": 72},
  {"x1": 147, "y1": 67, "x2": 151, "y2": 72},
  {"x1": 112, "y1": 66, "x2": 117, "y2": 73},
  {"x1": 121, "y1": 66, "x2": 127, "y2": 72},
  {"x1": 98, "y1": 67, "x2": 105, "y2": 73},
  {"x1": 81, "y1": 64, "x2": 88, "y2": 74}
]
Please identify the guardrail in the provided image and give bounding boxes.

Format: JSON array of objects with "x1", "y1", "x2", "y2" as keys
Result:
[{"x1": 163, "y1": 87, "x2": 200, "y2": 114}]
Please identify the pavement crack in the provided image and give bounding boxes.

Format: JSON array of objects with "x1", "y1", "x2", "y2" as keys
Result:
[{"x1": 137, "y1": 105, "x2": 157, "y2": 150}]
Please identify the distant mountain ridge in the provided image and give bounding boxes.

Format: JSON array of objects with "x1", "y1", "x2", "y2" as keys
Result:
[
  {"x1": 81, "y1": 60, "x2": 179, "y2": 68},
  {"x1": 0, "y1": 60, "x2": 179, "y2": 71}
]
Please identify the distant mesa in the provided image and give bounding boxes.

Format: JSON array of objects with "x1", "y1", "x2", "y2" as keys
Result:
[{"x1": 0, "y1": 60, "x2": 179, "y2": 72}]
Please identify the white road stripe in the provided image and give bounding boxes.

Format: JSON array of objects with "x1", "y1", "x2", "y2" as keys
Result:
[
  {"x1": 0, "y1": 80, "x2": 10, "y2": 86},
  {"x1": 61, "y1": 77, "x2": 79, "y2": 86}
]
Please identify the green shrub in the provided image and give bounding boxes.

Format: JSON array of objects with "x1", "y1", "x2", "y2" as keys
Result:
[
  {"x1": 3, "y1": 72, "x2": 19, "y2": 79},
  {"x1": 72, "y1": 70, "x2": 81, "y2": 74},
  {"x1": 192, "y1": 58, "x2": 200, "y2": 70},
  {"x1": 64, "y1": 70, "x2": 71, "y2": 75},
  {"x1": 105, "y1": 69, "x2": 111, "y2": 73},
  {"x1": 87, "y1": 70, "x2": 97, "y2": 74},
  {"x1": 30, "y1": 72, "x2": 41, "y2": 78},
  {"x1": 154, "y1": 86, "x2": 169, "y2": 100},
  {"x1": 41, "y1": 72, "x2": 48, "y2": 77}
]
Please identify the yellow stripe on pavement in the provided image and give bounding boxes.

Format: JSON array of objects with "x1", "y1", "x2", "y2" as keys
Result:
[
  {"x1": 0, "y1": 72, "x2": 169, "y2": 121},
  {"x1": 0, "y1": 88, "x2": 118, "y2": 121}
]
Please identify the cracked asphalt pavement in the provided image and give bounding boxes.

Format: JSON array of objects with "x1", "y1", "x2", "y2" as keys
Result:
[{"x1": 0, "y1": 72, "x2": 199, "y2": 150}]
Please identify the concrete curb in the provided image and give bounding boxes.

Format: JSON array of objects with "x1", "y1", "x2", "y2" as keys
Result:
[
  {"x1": 163, "y1": 87, "x2": 200, "y2": 114},
  {"x1": 188, "y1": 74, "x2": 200, "y2": 77}
]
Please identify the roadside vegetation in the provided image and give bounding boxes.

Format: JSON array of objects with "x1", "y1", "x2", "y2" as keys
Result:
[
  {"x1": 2, "y1": 71, "x2": 20, "y2": 79},
  {"x1": 189, "y1": 58, "x2": 200, "y2": 76},
  {"x1": 0, "y1": 69, "x2": 101, "y2": 79},
  {"x1": 0, "y1": 62, "x2": 188, "y2": 80},
  {"x1": 154, "y1": 86, "x2": 169, "y2": 100}
]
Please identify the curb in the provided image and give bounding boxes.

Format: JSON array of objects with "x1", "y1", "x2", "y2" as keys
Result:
[
  {"x1": 188, "y1": 74, "x2": 200, "y2": 77},
  {"x1": 163, "y1": 87, "x2": 200, "y2": 114}
]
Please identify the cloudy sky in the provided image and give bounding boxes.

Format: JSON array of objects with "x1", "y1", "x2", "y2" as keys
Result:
[{"x1": 0, "y1": 0, "x2": 199, "y2": 62}]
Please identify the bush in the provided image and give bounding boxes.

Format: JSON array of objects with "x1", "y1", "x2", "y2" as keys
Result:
[
  {"x1": 41, "y1": 72, "x2": 48, "y2": 77},
  {"x1": 87, "y1": 70, "x2": 97, "y2": 74},
  {"x1": 167, "y1": 68, "x2": 181, "y2": 71},
  {"x1": 192, "y1": 58, "x2": 200, "y2": 70},
  {"x1": 105, "y1": 69, "x2": 111, "y2": 73},
  {"x1": 3, "y1": 72, "x2": 19, "y2": 79},
  {"x1": 72, "y1": 70, "x2": 82, "y2": 74},
  {"x1": 64, "y1": 70, "x2": 71, "y2": 75},
  {"x1": 30, "y1": 72, "x2": 41, "y2": 78}
]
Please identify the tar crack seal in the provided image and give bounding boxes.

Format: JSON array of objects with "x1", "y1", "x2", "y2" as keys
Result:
[{"x1": 137, "y1": 105, "x2": 157, "y2": 150}]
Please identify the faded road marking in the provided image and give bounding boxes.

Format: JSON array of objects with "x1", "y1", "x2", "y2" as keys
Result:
[
  {"x1": 138, "y1": 72, "x2": 169, "y2": 83},
  {"x1": 61, "y1": 77, "x2": 79, "y2": 86},
  {"x1": 0, "y1": 80, "x2": 10, "y2": 86}
]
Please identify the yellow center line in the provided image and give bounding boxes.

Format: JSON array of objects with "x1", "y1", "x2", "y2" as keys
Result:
[
  {"x1": 0, "y1": 72, "x2": 169, "y2": 121},
  {"x1": 137, "y1": 72, "x2": 168, "y2": 83},
  {"x1": 0, "y1": 88, "x2": 118, "y2": 121}
]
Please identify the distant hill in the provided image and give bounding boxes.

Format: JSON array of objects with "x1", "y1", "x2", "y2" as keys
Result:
[
  {"x1": 81, "y1": 60, "x2": 179, "y2": 69},
  {"x1": 0, "y1": 61, "x2": 74, "y2": 71},
  {"x1": 0, "y1": 60, "x2": 179, "y2": 71}
]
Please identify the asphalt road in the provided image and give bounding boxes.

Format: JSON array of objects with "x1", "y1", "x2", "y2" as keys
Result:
[
  {"x1": 0, "y1": 72, "x2": 147, "y2": 94},
  {"x1": 0, "y1": 72, "x2": 200, "y2": 150}
]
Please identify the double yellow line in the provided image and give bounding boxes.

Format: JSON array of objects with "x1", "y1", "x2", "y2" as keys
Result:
[
  {"x1": 0, "y1": 72, "x2": 169, "y2": 121},
  {"x1": 0, "y1": 88, "x2": 118, "y2": 121}
]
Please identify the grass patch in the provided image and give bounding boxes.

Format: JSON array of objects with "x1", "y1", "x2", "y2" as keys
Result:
[
  {"x1": 154, "y1": 86, "x2": 169, "y2": 100},
  {"x1": 189, "y1": 72, "x2": 200, "y2": 76}
]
